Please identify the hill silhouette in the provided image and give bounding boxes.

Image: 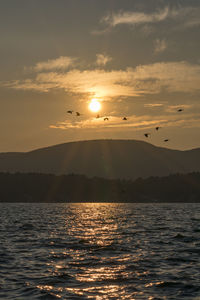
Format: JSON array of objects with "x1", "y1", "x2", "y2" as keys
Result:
[{"x1": 0, "y1": 139, "x2": 200, "y2": 180}]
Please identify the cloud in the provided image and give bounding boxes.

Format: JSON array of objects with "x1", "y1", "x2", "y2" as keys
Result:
[
  {"x1": 5, "y1": 61, "x2": 200, "y2": 98},
  {"x1": 99, "y1": 6, "x2": 200, "y2": 31},
  {"x1": 166, "y1": 104, "x2": 193, "y2": 113},
  {"x1": 33, "y1": 56, "x2": 76, "y2": 72},
  {"x1": 132, "y1": 62, "x2": 200, "y2": 94},
  {"x1": 177, "y1": 6, "x2": 200, "y2": 29},
  {"x1": 154, "y1": 39, "x2": 167, "y2": 54},
  {"x1": 144, "y1": 103, "x2": 164, "y2": 108},
  {"x1": 49, "y1": 115, "x2": 167, "y2": 130},
  {"x1": 183, "y1": 19, "x2": 200, "y2": 28},
  {"x1": 5, "y1": 69, "x2": 145, "y2": 97},
  {"x1": 2, "y1": 79, "x2": 54, "y2": 93},
  {"x1": 101, "y1": 7, "x2": 174, "y2": 27},
  {"x1": 96, "y1": 54, "x2": 112, "y2": 66},
  {"x1": 49, "y1": 112, "x2": 200, "y2": 131}
]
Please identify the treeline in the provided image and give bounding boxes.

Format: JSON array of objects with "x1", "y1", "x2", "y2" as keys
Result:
[{"x1": 0, "y1": 172, "x2": 200, "y2": 202}]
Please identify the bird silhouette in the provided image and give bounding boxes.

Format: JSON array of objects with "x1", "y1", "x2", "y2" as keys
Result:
[
  {"x1": 123, "y1": 117, "x2": 127, "y2": 120},
  {"x1": 155, "y1": 127, "x2": 160, "y2": 130},
  {"x1": 76, "y1": 112, "x2": 81, "y2": 116},
  {"x1": 67, "y1": 110, "x2": 73, "y2": 114},
  {"x1": 164, "y1": 139, "x2": 169, "y2": 142},
  {"x1": 144, "y1": 133, "x2": 150, "y2": 138},
  {"x1": 177, "y1": 108, "x2": 184, "y2": 112},
  {"x1": 104, "y1": 117, "x2": 109, "y2": 121}
]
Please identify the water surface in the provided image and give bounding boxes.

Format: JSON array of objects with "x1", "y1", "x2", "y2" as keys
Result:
[{"x1": 0, "y1": 203, "x2": 200, "y2": 299}]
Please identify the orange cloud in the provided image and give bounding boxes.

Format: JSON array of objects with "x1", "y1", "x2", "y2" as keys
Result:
[{"x1": 5, "y1": 61, "x2": 200, "y2": 98}]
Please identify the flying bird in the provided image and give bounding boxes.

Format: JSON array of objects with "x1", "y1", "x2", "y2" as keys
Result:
[
  {"x1": 144, "y1": 133, "x2": 150, "y2": 138},
  {"x1": 67, "y1": 110, "x2": 73, "y2": 114},
  {"x1": 164, "y1": 139, "x2": 169, "y2": 142},
  {"x1": 155, "y1": 127, "x2": 160, "y2": 131},
  {"x1": 76, "y1": 112, "x2": 81, "y2": 116},
  {"x1": 177, "y1": 108, "x2": 184, "y2": 112},
  {"x1": 104, "y1": 117, "x2": 109, "y2": 121},
  {"x1": 123, "y1": 117, "x2": 127, "y2": 120}
]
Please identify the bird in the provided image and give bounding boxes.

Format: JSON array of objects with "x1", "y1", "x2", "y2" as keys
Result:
[
  {"x1": 96, "y1": 114, "x2": 100, "y2": 118},
  {"x1": 144, "y1": 133, "x2": 150, "y2": 138},
  {"x1": 67, "y1": 110, "x2": 73, "y2": 114},
  {"x1": 177, "y1": 108, "x2": 184, "y2": 112},
  {"x1": 104, "y1": 117, "x2": 109, "y2": 121},
  {"x1": 76, "y1": 112, "x2": 81, "y2": 116},
  {"x1": 123, "y1": 117, "x2": 127, "y2": 120},
  {"x1": 155, "y1": 127, "x2": 160, "y2": 131},
  {"x1": 164, "y1": 139, "x2": 169, "y2": 142}
]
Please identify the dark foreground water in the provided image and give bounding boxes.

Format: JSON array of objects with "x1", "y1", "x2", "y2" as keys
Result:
[{"x1": 0, "y1": 204, "x2": 200, "y2": 300}]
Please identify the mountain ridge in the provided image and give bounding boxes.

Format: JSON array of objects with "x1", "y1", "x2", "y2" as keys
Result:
[{"x1": 0, "y1": 139, "x2": 200, "y2": 180}]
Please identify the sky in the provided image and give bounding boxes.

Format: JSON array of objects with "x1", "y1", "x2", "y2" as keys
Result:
[{"x1": 1, "y1": 0, "x2": 200, "y2": 152}]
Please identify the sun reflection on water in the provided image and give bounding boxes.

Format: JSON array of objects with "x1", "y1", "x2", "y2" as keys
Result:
[
  {"x1": 3, "y1": 203, "x2": 199, "y2": 299},
  {"x1": 36, "y1": 204, "x2": 152, "y2": 299},
  {"x1": 65, "y1": 203, "x2": 122, "y2": 246}
]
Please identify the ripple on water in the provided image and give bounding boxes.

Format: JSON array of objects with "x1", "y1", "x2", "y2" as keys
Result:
[{"x1": 0, "y1": 203, "x2": 200, "y2": 299}]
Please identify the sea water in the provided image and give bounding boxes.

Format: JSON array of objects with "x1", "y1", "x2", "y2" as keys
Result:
[{"x1": 0, "y1": 203, "x2": 200, "y2": 299}]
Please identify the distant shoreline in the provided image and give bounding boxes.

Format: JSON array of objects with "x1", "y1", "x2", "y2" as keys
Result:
[{"x1": 0, "y1": 172, "x2": 200, "y2": 203}]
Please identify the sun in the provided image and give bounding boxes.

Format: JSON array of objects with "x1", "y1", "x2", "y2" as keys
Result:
[{"x1": 89, "y1": 99, "x2": 101, "y2": 112}]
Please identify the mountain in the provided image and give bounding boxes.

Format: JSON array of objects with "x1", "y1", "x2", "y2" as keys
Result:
[{"x1": 0, "y1": 139, "x2": 200, "y2": 180}]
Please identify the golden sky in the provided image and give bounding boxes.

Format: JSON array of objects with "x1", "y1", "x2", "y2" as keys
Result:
[{"x1": 0, "y1": 0, "x2": 200, "y2": 151}]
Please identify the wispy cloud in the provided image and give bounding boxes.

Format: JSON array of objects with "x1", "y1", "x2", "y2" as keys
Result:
[
  {"x1": 102, "y1": 7, "x2": 171, "y2": 27},
  {"x1": 144, "y1": 103, "x2": 164, "y2": 108},
  {"x1": 177, "y1": 6, "x2": 200, "y2": 29},
  {"x1": 99, "y1": 6, "x2": 200, "y2": 32},
  {"x1": 96, "y1": 54, "x2": 112, "y2": 66},
  {"x1": 166, "y1": 104, "x2": 193, "y2": 113},
  {"x1": 154, "y1": 39, "x2": 167, "y2": 54},
  {"x1": 33, "y1": 56, "x2": 76, "y2": 72},
  {"x1": 5, "y1": 61, "x2": 200, "y2": 98},
  {"x1": 49, "y1": 115, "x2": 167, "y2": 130},
  {"x1": 49, "y1": 112, "x2": 200, "y2": 131}
]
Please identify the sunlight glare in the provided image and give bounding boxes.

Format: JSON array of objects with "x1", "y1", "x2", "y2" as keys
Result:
[{"x1": 89, "y1": 99, "x2": 101, "y2": 112}]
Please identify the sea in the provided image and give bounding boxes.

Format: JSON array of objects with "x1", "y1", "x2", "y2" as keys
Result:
[{"x1": 0, "y1": 203, "x2": 200, "y2": 300}]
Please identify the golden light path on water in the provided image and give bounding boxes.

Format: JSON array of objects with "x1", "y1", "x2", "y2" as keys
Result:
[
  {"x1": 37, "y1": 203, "x2": 146, "y2": 299},
  {"x1": 15, "y1": 203, "x2": 200, "y2": 300},
  {"x1": 65, "y1": 204, "x2": 133, "y2": 299}
]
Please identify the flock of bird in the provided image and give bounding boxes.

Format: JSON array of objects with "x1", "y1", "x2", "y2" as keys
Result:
[
  {"x1": 67, "y1": 110, "x2": 81, "y2": 116},
  {"x1": 142, "y1": 108, "x2": 184, "y2": 143},
  {"x1": 67, "y1": 108, "x2": 184, "y2": 143},
  {"x1": 67, "y1": 110, "x2": 127, "y2": 121}
]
